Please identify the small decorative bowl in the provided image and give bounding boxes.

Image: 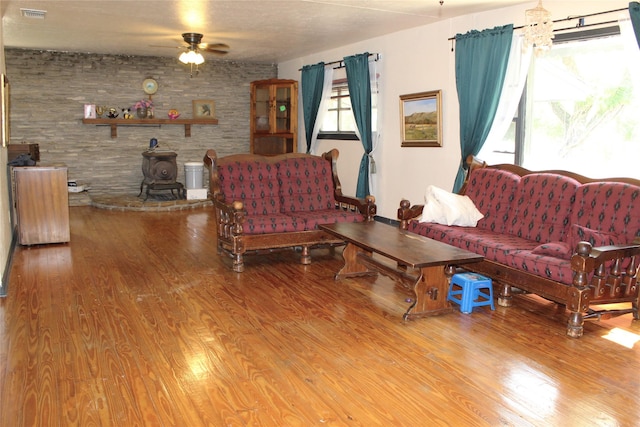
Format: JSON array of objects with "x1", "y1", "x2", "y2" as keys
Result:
[{"x1": 167, "y1": 109, "x2": 180, "y2": 120}]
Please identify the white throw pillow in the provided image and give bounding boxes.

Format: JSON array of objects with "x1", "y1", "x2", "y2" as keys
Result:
[
  {"x1": 420, "y1": 185, "x2": 448, "y2": 224},
  {"x1": 421, "y1": 185, "x2": 484, "y2": 227},
  {"x1": 421, "y1": 200, "x2": 447, "y2": 224}
]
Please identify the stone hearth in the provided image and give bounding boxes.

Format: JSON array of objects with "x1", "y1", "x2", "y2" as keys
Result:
[{"x1": 69, "y1": 192, "x2": 211, "y2": 212}]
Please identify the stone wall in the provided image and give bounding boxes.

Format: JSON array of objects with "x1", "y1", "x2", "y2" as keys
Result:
[{"x1": 5, "y1": 49, "x2": 277, "y2": 195}]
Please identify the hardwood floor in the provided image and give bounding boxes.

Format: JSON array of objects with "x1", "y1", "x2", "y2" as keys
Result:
[{"x1": 1, "y1": 206, "x2": 639, "y2": 426}]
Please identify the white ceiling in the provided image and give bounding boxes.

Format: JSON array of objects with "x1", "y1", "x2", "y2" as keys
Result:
[{"x1": 1, "y1": 0, "x2": 531, "y2": 63}]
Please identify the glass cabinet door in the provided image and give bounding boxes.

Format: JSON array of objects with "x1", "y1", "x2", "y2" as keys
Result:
[
  {"x1": 254, "y1": 85, "x2": 271, "y2": 132},
  {"x1": 274, "y1": 85, "x2": 292, "y2": 133}
]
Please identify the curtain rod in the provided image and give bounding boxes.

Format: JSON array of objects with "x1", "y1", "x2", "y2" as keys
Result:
[
  {"x1": 447, "y1": 6, "x2": 629, "y2": 41},
  {"x1": 298, "y1": 53, "x2": 380, "y2": 71}
]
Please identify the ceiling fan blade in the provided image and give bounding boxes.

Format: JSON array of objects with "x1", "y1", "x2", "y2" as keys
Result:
[
  {"x1": 204, "y1": 49, "x2": 230, "y2": 55},
  {"x1": 151, "y1": 34, "x2": 230, "y2": 55},
  {"x1": 204, "y1": 49, "x2": 229, "y2": 55},
  {"x1": 202, "y1": 43, "x2": 230, "y2": 50},
  {"x1": 201, "y1": 43, "x2": 230, "y2": 55},
  {"x1": 149, "y1": 44, "x2": 182, "y2": 49}
]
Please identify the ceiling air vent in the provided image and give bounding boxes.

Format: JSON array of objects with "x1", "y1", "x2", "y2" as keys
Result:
[{"x1": 20, "y1": 8, "x2": 47, "y2": 19}]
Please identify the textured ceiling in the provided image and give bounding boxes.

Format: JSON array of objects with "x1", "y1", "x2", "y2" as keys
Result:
[{"x1": 2, "y1": 0, "x2": 530, "y2": 63}]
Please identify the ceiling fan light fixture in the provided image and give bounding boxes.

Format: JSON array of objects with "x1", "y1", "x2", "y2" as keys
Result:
[
  {"x1": 176, "y1": 32, "x2": 219, "y2": 77},
  {"x1": 179, "y1": 48, "x2": 204, "y2": 65}
]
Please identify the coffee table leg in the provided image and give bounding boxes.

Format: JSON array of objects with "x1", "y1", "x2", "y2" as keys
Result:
[
  {"x1": 334, "y1": 242, "x2": 377, "y2": 279},
  {"x1": 403, "y1": 265, "x2": 454, "y2": 320}
]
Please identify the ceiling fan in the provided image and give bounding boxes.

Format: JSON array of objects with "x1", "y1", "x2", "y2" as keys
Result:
[
  {"x1": 153, "y1": 32, "x2": 230, "y2": 77},
  {"x1": 180, "y1": 32, "x2": 230, "y2": 56}
]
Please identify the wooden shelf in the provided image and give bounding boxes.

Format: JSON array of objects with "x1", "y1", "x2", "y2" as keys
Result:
[{"x1": 82, "y1": 118, "x2": 219, "y2": 138}]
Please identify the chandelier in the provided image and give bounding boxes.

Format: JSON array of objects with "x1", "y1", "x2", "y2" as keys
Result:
[{"x1": 524, "y1": 0, "x2": 554, "y2": 54}]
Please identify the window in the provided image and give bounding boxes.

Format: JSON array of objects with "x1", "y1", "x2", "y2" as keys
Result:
[
  {"x1": 478, "y1": 25, "x2": 640, "y2": 179},
  {"x1": 318, "y1": 79, "x2": 358, "y2": 140}
]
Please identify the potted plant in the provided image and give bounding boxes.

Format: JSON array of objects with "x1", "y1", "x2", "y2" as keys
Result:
[{"x1": 133, "y1": 99, "x2": 154, "y2": 119}]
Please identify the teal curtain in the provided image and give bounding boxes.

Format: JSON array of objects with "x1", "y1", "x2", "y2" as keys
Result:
[
  {"x1": 344, "y1": 52, "x2": 372, "y2": 198},
  {"x1": 301, "y1": 62, "x2": 325, "y2": 153},
  {"x1": 453, "y1": 25, "x2": 513, "y2": 191},
  {"x1": 630, "y1": 2, "x2": 640, "y2": 49}
]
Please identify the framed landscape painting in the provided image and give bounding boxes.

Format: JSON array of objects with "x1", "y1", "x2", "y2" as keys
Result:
[{"x1": 400, "y1": 90, "x2": 442, "y2": 147}]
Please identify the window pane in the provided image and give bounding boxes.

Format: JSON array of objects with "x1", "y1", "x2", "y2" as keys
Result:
[
  {"x1": 339, "y1": 96, "x2": 352, "y2": 109},
  {"x1": 321, "y1": 111, "x2": 338, "y2": 132},
  {"x1": 321, "y1": 85, "x2": 356, "y2": 134},
  {"x1": 339, "y1": 111, "x2": 356, "y2": 132},
  {"x1": 524, "y1": 35, "x2": 640, "y2": 178}
]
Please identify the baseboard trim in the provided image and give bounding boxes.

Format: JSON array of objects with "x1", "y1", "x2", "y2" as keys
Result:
[{"x1": 1, "y1": 228, "x2": 17, "y2": 297}]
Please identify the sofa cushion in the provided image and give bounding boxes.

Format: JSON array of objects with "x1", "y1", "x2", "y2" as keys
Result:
[
  {"x1": 242, "y1": 214, "x2": 306, "y2": 235},
  {"x1": 277, "y1": 157, "x2": 337, "y2": 213},
  {"x1": 452, "y1": 228, "x2": 539, "y2": 265},
  {"x1": 531, "y1": 242, "x2": 573, "y2": 260},
  {"x1": 464, "y1": 168, "x2": 521, "y2": 233},
  {"x1": 570, "y1": 182, "x2": 640, "y2": 244},
  {"x1": 408, "y1": 221, "x2": 461, "y2": 246},
  {"x1": 217, "y1": 160, "x2": 281, "y2": 216},
  {"x1": 286, "y1": 210, "x2": 364, "y2": 230},
  {"x1": 506, "y1": 173, "x2": 580, "y2": 243},
  {"x1": 506, "y1": 250, "x2": 574, "y2": 285},
  {"x1": 408, "y1": 220, "x2": 537, "y2": 265},
  {"x1": 569, "y1": 223, "x2": 623, "y2": 249}
]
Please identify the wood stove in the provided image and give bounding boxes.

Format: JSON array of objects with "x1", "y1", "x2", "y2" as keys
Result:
[{"x1": 138, "y1": 151, "x2": 184, "y2": 200}]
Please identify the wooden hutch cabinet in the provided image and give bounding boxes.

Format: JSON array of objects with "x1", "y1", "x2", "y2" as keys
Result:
[
  {"x1": 250, "y1": 78, "x2": 298, "y2": 155},
  {"x1": 13, "y1": 165, "x2": 70, "y2": 245}
]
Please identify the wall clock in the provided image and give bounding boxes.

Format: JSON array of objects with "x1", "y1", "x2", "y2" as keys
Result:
[{"x1": 142, "y1": 78, "x2": 158, "y2": 95}]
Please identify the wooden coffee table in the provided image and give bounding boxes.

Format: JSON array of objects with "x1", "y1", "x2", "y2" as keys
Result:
[{"x1": 319, "y1": 221, "x2": 483, "y2": 320}]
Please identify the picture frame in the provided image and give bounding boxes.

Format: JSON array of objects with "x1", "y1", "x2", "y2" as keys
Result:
[
  {"x1": 84, "y1": 104, "x2": 96, "y2": 119},
  {"x1": 192, "y1": 99, "x2": 216, "y2": 119},
  {"x1": 400, "y1": 90, "x2": 442, "y2": 147},
  {"x1": 1, "y1": 74, "x2": 9, "y2": 147}
]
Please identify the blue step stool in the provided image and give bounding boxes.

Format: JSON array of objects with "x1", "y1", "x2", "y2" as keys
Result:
[{"x1": 447, "y1": 272, "x2": 495, "y2": 314}]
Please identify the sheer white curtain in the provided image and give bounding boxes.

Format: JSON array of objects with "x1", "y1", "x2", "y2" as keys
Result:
[
  {"x1": 483, "y1": 34, "x2": 532, "y2": 148},
  {"x1": 308, "y1": 65, "x2": 333, "y2": 155},
  {"x1": 368, "y1": 58, "x2": 381, "y2": 196}
]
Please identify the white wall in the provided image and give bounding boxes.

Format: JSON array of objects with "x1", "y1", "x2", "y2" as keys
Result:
[
  {"x1": 0, "y1": 9, "x2": 9, "y2": 291},
  {"x1": 279, "y1": 1, "x2": 629, "y2": 220}
]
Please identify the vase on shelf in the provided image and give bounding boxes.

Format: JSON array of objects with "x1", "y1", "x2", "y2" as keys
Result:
[
  {"x1": 136, "y1": 107, "x2": 147, "y2": 119},
  {"x1": 146, "y1": 108, "x2": 154, "y2": 119}
]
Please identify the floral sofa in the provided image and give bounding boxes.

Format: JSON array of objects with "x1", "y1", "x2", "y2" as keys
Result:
[
  {"x1": 204, "y1": 149, "x2": 376, "y2": 272},
  {"x1": 398, "y1": 156, "x2": 640, "y2": 338}
]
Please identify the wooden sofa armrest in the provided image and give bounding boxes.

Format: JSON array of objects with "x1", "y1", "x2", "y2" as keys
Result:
[
  {"x1": 335, "y1": 194, "x2": 376, "y2": 221},
  {"x1": 572, "y1": 242, "x2": 640, "y2": 277},
  {"x1": 212, "y1": 197, "x2": 246, "y2": 238},
  {"x1": 397, "y1": 199, "x2": 424, "y2": 230},
  {"x1": 322, "y1": 148, "x2": 376, "y2": 221},
  {"x1": 570, "y1": 241, "x2": 640, "y2": 317}
]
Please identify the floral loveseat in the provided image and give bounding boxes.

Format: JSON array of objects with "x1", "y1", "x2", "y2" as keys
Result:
[
  {"x1": 204, "y1": 149, "x2": 376, "y2": 272},
  {"x1": 398, "y1": 156, "x2": 640, "y2": 338}
]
